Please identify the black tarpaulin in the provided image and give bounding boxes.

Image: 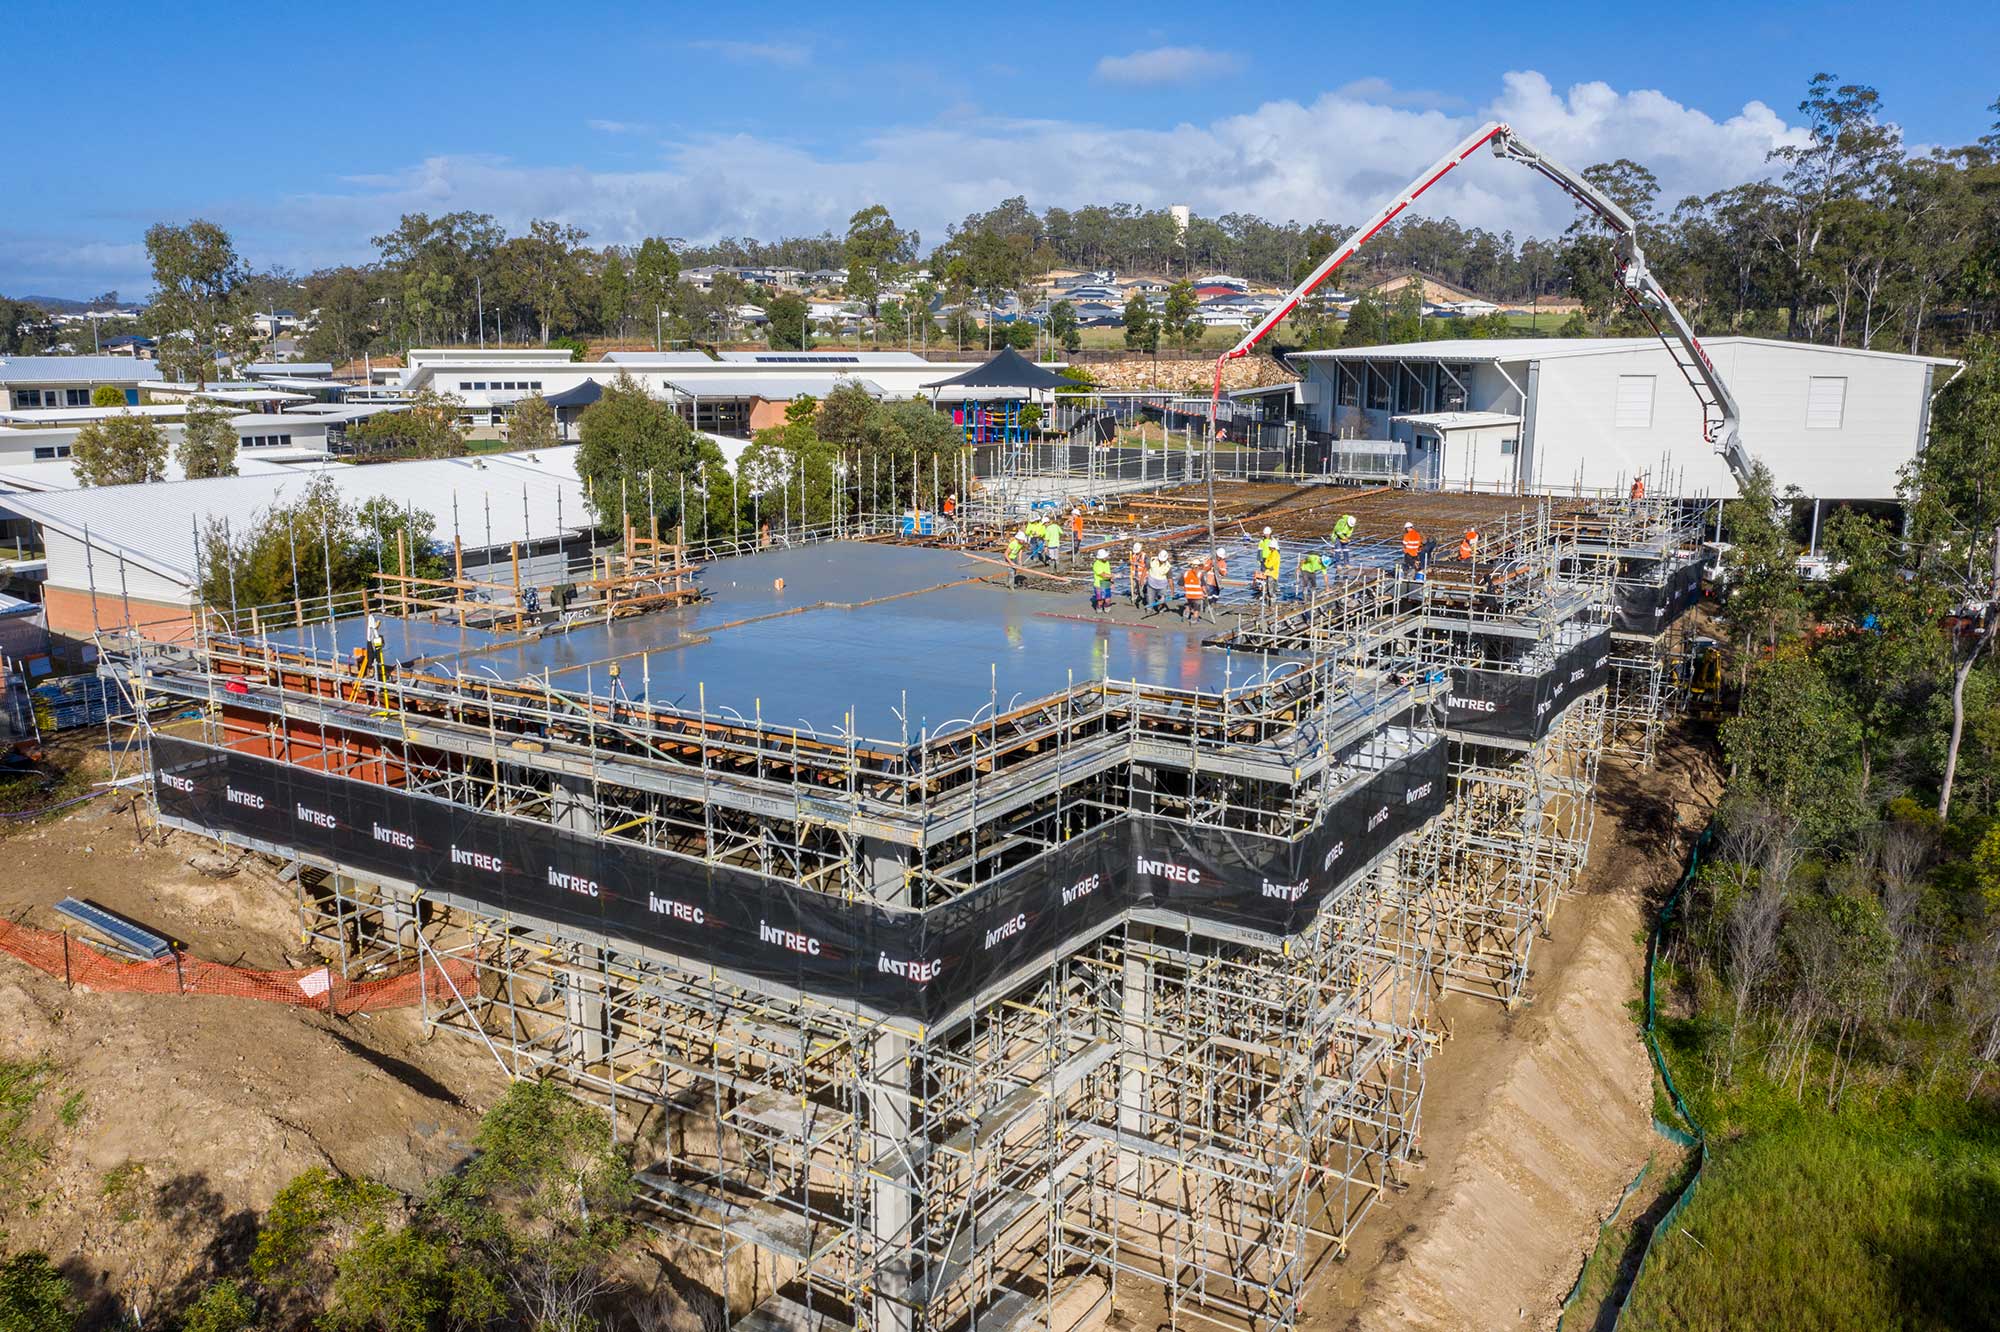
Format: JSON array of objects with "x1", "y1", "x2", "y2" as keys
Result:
[{"x1": 151, "y1": 734, "x2": 1447, "y2": 1022}]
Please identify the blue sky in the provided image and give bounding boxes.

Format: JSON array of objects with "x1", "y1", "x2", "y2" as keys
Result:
[{"x1": 6, "y1": 0, "x2": 1995, "y2": 297}]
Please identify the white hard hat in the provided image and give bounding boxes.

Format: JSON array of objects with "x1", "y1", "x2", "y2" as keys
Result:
[
  {"x1": 1404, "y1": 521, "x2": 1414, "y2": 529},
  {"x1": 1215, "y1": 547, "x2": 1227, "y2": 558},
  {"x1": 1133, "y1": 542, "x2": 1143, "y2": 552},
  {"x1": 1016, "y1": 529, "x2": 1027, "y2": 537},
  {"x1": 1263, "y1": 526, "x2": 1272, "y2": 535}
]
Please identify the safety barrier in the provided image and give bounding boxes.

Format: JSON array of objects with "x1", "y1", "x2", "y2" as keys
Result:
[{"x1": 0, "y1": 918, "x2": 477, "y2": 1016}]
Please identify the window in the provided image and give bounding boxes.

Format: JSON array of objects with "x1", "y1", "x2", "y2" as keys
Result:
[
  {"x1": 530, "y1": 380, "x2": 542, "y2": 389},
  {"x1": 1500, "y1": 438, "x2": 1518, "y2": 456},
  {"x1": 1365, "y1": 365, "x2": 1391, "y2": 412},
  {"x1": 1805, "y1": 375, "x2": 1846, "y2": 429},
  {"x1": 33, "y1": 444, "x2": 70, "y2": 460},
  {"x1": 1336, "y1": 368, "x2": 1359, "y2": 408},
  {"x1": 65, "y1": 388, "x2": 91, "y2": 407},
  {"x1": 460, "y1": 380, "x2": 474, "y2": 390},
  {"x1": 12, "y1": 389, "x2": 44, "y2": 409},
  {"x1": 1614, "y1": 374, "x2": 1655, "y2": 429}
]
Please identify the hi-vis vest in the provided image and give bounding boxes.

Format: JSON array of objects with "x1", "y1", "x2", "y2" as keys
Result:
[
  {"x1": 1183, "y1": 568, "x2": 1204, "y2": 598},
  {"x1": 1402, "y1": 528, "x2": 1423, "y2": 557}
]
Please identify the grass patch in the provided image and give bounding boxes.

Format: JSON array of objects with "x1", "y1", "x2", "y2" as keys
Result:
[
  {"x1": 0, "y1": 1059, "x2": 55, "y2": 1202},
  {"x1": 1619, "y1": 1111, "x2": 2000, "y2": 1331}
]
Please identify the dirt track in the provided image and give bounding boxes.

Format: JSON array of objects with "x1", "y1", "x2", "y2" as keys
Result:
[{"x1": 1310, "y1": 726, "x2": 1720, "y2": 1331}]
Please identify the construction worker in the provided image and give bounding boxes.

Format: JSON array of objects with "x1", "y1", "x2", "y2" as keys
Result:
[
  {"x1": 1181, "y1": 561, "x2": 1207, "y2": 623},
  {"x1": 1203, "y1": 549, "x2": 1226, "y2": 601},
  {"x1": 1042, "y1": 515, "x2": 1064, "y2": 567},
  {"x1": 1026, "y1": 520, "x2": 1046, "y2": 566},
  {"x1": 1257, "y1": 526, "x2": 1278, "y2": 566},
  {"x1": 1091, "y1": 551, "x2": 1114, "y2": 613},
  {"x1": 1298, "y1": 549, "x2": 1327, "y2": 598},
  {"x1": 1129, "y1": 543, "x2": 1148, "y2": 608},
  {"x1": 1630, "y1": 474, "x2": 1647, "y2": 502},
  {"x1": 1260, "y1": 538, "x2": 1282, "y2": 600},
  {"x1": 1331, "y1": 513, "x2": 1356, "y2": 568},
  {"x1": 1069, "y1": 506, "x2": 1085, "y2": 556},
  {"x1": 1006, "y1": 529, "x2": 1027, "y2": 588},
  {"x1": 1401, "y1": 522, "x2": 1425, "y2": 577},
  {"x1": 943, "y1": 492, "x2": 957, "y2": 518},
  {"x1": 1146, "y1": 551, "x2": 1173, "y2": 614},
  {"x1": 1458, "y1": 526, "x2": 1480, "y2": 561}
]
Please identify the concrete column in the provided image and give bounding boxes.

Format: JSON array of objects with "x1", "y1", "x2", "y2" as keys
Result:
[
  {"x1": 1117, "y1": 948, "x2": 1151, "y2": 1196},
  {"x1": 551, "y1": 774, "x2": 598, "y2": 835},
  {"x1": 864, "y1": 836, "x2": 918, "y2": 1332},
  {"x1": 567, "y1": 943, "x2": 608, "y2": 1067},
  {"x1": 870, "y1": 1030, "x2": 916, "y2": 1332}
]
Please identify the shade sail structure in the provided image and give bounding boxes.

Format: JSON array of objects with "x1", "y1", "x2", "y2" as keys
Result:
[{"x1": 924, "y1": 347, "x2": 1073, "y2": 394}]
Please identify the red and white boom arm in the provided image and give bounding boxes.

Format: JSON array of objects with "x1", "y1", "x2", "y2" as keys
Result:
[{"x1": 1209, "y1": 121, "x2": 1750, "y2": 486}]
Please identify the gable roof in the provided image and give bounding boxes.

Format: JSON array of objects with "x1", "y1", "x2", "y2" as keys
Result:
[{"x1": 925, "y1": 347, "x2": 1074, "y2": 392}]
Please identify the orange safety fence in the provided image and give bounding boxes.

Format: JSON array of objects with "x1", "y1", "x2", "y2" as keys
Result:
[{"x1": 0, "y1": 919, "x2": 478, "y2": 1017}]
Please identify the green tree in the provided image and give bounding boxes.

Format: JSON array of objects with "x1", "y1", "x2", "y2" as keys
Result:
[
  {"x1": 1162, "y1": 280, "x2": 1201, "y2": 350},
  {"x1": 596, "y1": 247, "x2": 632, "y2": 338},
  {"x1": 1343, "y1": 295, "x2": 1387, "y2": 346},
  {"x1": 1049, "y1": 300, "x2": 1081, "y2": 354},
  {"x1": 371, "y1": 211, "x2": 504, "y2": 346},
  {"x1": 426, "y1": 1079, "x2": 634, "y2": 1332},
  {"x1": 71, "y1": 411, "x2": 168, "y2": 487},
  {"x1": 0, "y1": 1251, "x2": 76, "y2": 1332},
  {"x1": 631, "y1": 237, "x2": 681, "y2": 347},
  {"x1": 503, "y1": 219, "x2": 590, "y2": 345},
  {"x1": 89, "y1": 384, "x2": 127, "y2": 408},
  {"x1": 327, "y1": 1223, "x2": 501, "y2": 1332},
  {"x1": 299, "y1": 265, "x2": 384, "y2": 365},
  {"x1": 1721, "y1": 461, "x2": 1807, "y2": 676},
  {"x1": 144, "y1": 219, "x2": 256, "y2": 387},
  {"x1": 177, "y1": 399, "x2": 240, "y2": 479},
  {"x1": 197, "y1": 476, "x2": 443, "y2": 612},
  {"x1": 575, "y1": 374, "x2": 729, "y2": 535},
  {"x1": 1122, "y1": 292, "x2": 1157, "y2": 352},
  {"x1": 1386, "y1": 283, "x2": 1426, "y2": 343},
  {"x1": 1901, "y1": 337, "x2": 2000, "y2": 817},
  {"x1": 845, "y1": 204, "x2": 916, "y2": 317},
  {"x1": 508, "y1": 392, "x2": 558, "y2": 451},
  {"x1": 345, "y1": 389, "x2": 468, "y2": 459},
  {"x1": 1722, "y1": 651, "x2": 1864, "y2": 844},
  {"x1": 178, "y1": 1280, "x2": 255, "y2": 1332},
  {"x1": 765, "y1": 292, "x2": 810, "y2": 350}
]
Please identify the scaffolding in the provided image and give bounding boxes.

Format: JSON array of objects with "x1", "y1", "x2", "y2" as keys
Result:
[{"x1": 94, "y1": 478, "x2": 1660, "y2": 1332}]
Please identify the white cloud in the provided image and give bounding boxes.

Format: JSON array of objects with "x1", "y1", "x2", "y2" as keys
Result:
[
  {"x1": 1095, "y1": 46, "x2": 1243, "y2": 87},
  {"x1": 17, "y1": 72, "x2": 1816, "y2": 293},
  {"x1": 689, "y1": 39, "x2": 808, "y2": 68},
  {"x1": 587, "y1": 118, "x2": 651, "y2": 135}
]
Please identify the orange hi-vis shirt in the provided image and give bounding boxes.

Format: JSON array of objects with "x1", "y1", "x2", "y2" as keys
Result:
[
  {"x1": 1402, "y1": 528, "x2": 1424, "y2": 557},
  {"x1": 1182, "y1": 568, "x2": 1204, "y2": 600}
]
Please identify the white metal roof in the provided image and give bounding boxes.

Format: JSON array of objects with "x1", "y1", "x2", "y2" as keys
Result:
[
  {"x1": 664, "y1": 374, "x2": 887, "y2": 400},
  {"x1": 1392, "y1": 411, "x2": 1522, "y2": 430},
  {"x1": 1, "y1": 446, "x2": 589, "y2": 585},
  {"x1": 0, "y1": 455, "x2": 299, "y2": 494},
  {"x1": 0, "y1": 356, "x2": 163, "y2": 385},
  {"x1": 598, "y1": 351, "x2": 717, "y2": 364},
  {"x1": 1292, "y1": 335, "x2": 1960, "y2": 368},
  {"x1": 141, "y1": 383, "x2": 314, "y2": 403},
  {"x1": 246, "y1": 362, "x2": 334, "y2": 377},
  {"x1": 0, "y1": 404, "x2": 228, "y2": 426},
  {"x1": 714, "y1": 350, "x2": 934, "y2": 365}
]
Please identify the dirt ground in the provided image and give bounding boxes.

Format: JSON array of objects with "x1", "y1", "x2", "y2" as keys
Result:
[
  {"x1": 0, "y1": 715, "x2": 1718, "y2": 1330},
  {"x1": 0, "y1": 740, "x2": 511, "y2": 1322},
  {"x1": 1306, "y1": 724, "x2": 1721, "y2": 1332}
]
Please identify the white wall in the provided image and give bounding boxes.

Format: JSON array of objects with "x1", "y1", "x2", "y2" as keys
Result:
[
  {"x1": 42, "y1": 527, "x2": 192, "y2": 605},
  {"x1": 1526, "y1": 342, "x2": 1936, "y2": 499}
]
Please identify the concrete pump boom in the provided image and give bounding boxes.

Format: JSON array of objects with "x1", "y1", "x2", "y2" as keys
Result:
[{"x1": 1208, "y1": 120, "x2": 1752, "y2": 488}]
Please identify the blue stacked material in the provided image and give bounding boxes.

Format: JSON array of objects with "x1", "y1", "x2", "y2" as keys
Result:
[
  {"x1": 54, "y1": 897, "x2": 173, "y2": 959},
  {"x1": 31, "y1": 674, "x2": 121, "y2": 731}
]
